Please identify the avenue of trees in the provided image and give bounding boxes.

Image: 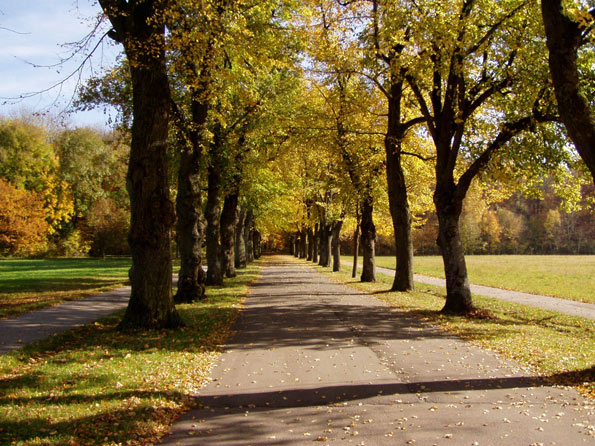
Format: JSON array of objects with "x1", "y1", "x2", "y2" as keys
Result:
[{"x1": 1, "y1": 0, "x2": 594, "y2": 325}]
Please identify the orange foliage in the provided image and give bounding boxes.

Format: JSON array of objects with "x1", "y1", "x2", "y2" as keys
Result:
[{"x1": 0, "y1": 179, "x2": 49, "y2": 256}]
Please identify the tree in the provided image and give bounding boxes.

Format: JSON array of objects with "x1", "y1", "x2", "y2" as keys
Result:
[
  {"x1": 404, "y1": 0, "x2": 559, "y2": 313},
  {"x1": 0, "y1": 179, "x2": 49, "y2": 256},
  {"x1": 362, "y1": 0, "x2": 427, "y2": 290},
  {"x1": 541, "y1": 0, "x2": 595, "y2": 182},
  {"x1": 99, "y1": 0, "x2": 181, "y2": 329}
]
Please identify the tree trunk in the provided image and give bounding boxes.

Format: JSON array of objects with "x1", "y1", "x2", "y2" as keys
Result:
[
  {"x1": 205, "y1": 129, "x2": 224, "y2": 286},
  {"x1": 318, "y1": 224, "x2": 332, "y2": 267},
  {"x1": 235, "y1": 206, "x2": 246, "y2": 268},
  {"x1": 253, "y1": 229, "x2": 261, "y2": 259},
  {"x1": 300, "y1": 228, "x2": 308, "y2": 259},
  {"x1": 541, "y1": 0, "x2": 595, "y2": 183},
  {"x1": 331, "y1": 220, "x2": 343, "y2": 272},
  {"x1": 352, "y1": 210, "x2": 360, "y2": 278},
  {"x1": 244, "y1": 210, "x2": 254, "y2": 263},
  {"x1": 312, "y1": 224, "x2": 319, "y2": 263},
  {"x1": 360, "y1": 199, "x2": 376, "y2": 282},
  {"x1": 101, "y1": 0, "x2": 181, "y2": 329},
  {"x1": 434, "y1": 187, "x2": 474, "y2": 314},
  {"x1": 174, "y1": 139, "x2": 205, "y2": 303},
  {"x1": 220, "y1": 192, "x2": 238, "y2": 278},
  {"x1": 307, "y1": 227, "x2": 314, "y2": 261},
  {"x1": 385, "y1": 89, "x2": 415, "y2": 291}
]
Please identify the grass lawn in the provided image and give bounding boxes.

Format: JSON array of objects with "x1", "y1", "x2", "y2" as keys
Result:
[
  {"x1": 343, "y1": 255, "x2": 595, "y2": 304},
  {"x1": 0, "y1": 261, "x2": 260, "y2": 446},
  {"x1": 316, "y1": 260, "x2": 595, "y2": 399},
  {"x1": 0, "y1": 258, "x2": 132, "y2": 319}
]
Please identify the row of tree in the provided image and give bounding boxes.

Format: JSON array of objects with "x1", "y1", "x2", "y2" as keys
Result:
[
  {"x1": 277, "y1": 0, "x2": 594, "y2": 316},
  {"x1": 58, "y1": 0, "x2": 595, "y2": 328}
]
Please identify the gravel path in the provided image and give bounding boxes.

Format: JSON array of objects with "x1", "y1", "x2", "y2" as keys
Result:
[
  {"x1": 345, "y1": 261, "x2": 595, "y2": 320},
  {"x1": 162, "y1": 256, "x2": 594, "y2": 446}
]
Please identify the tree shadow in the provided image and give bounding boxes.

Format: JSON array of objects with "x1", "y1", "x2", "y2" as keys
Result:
[
  {"x1": 194, "y1": 375, "x2": 548, "y2": 410},
  {"x1": 0, "y1": 392, "x2": 183, "y2": 445}
]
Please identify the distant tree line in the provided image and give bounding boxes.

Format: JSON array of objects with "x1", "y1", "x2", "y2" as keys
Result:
[{"x1": 0, "y1": 118, "x2": 130, "y2": 258}]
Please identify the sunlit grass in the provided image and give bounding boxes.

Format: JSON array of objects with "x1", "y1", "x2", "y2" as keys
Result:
[
  {"x1": 0, "y1": 262, "x2": 260, "y2": 446},
  {"x1": 343, "y1": 255, "x2": 595, "y2": 303},
  {"x1": 0, "y1": 258, "x2": 133, "y2": 318},
  {"x1": 319, "y1": 260, "x2": 595, "y2": 398}
]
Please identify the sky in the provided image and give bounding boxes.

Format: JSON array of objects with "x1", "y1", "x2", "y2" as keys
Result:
[{"x1": 0, "y1": 0, "x2": 121, "y2": 128}]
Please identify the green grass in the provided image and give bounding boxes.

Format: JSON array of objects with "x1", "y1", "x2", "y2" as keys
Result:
[
  {"x1": 343, "y1": 255, "x2": 595, "y2": 304},
  {"x1": 0, "y1": 258, "x2": 132, "y2": 319},
  {"x1": 318, "y1": 260, "x2": 595, "y2": 399},
  {"x1": 0, "y1": 262, "x2": 260, "y2": 446}
]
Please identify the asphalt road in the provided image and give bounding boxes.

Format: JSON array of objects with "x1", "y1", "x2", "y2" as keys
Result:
[{"x1": 162, "y1": 257, "x2": 595, "y2": 446}]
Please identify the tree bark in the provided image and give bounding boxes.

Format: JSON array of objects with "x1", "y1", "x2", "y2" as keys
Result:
[
  {"x1": 220, "y1": 192, "x2": 238, "y2": 278},
  {"x1": 174, "y1": 138, "x2": 205, "y2": 303},
  {"x1": 244, "y1": 209, "x2": 254, "y2": 263},
  {"x1": 312, "y1": 224, "x2": 319, "y2": 263},
  {"x1": 205, "y1": 128, "x2": 224, "y2": 286},
  {"x1": 318, "y1": 223, "x2": 332, "y2": 267},
  {"x1": 235, "y1": 206, "x2": 246, "y2": 268},
  {"x1": 385, "y1": 84, "x2": 416, "y2": 291},
  {"x1": 307, "y1": 227, "x2": 314, "y2": 261},
  {"x1": 331, "y1": 220, "x2": 343, "y2": 272},
  {"x1": 100, "y1": 0, "x2": 181, "y2": 329},
  {"x1": 434, "y1": 186, "x2": 474, "y2": 313},
  {"x1": 352, "y1": 208, "x2": 360, "y2": 278},
  {"x1": 252, "y1": 229, "x2": 261, "y2": 259},
  {"x1": 542, "y1": 0, "x2": 595, "y2": 182},
  {"x1": 300, "y1": 227, "x2": 308, "y2": 258},
  {"x1": 360, "y1": 199, "x2": 376, "y2": 282}
]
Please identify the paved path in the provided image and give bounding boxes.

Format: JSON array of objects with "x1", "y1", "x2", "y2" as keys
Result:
[
  {"x1": 162, "y1": 257, "x2": 594, "y2": 446},
  {"x1": 0, "y1": 286, "x2": 131, "y2": 354},
  {"x1": 345, "y1": 261, "x2": 595, "y2": 320}
]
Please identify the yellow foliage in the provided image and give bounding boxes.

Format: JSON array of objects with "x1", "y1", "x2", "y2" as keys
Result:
[{"x1": 0, "y1": 179, "x2": 49, "y2": 256}]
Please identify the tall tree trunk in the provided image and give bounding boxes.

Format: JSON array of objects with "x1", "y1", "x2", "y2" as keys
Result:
[
  {"x1": 319, "y1": 224, "x2": 332, "y2": 267},
  {"x1": 434, "y1": 187, "x2": 474, "y2": 313},
  {"x1": 220, "y1": 192, "x2": 238, "y2": 278},
  {"x1": 244, "y1": 210, "x2": 254, "y2": 263},
  {"x1": 300, "y1": 228, "x2": 308, "y2": 259},
  {"x1": 385, "y1": 87, "x2": 415, "y2": 291},
  {"x1": 331, "y1": 220, "x2": 343, "y2": 272},
  {"x1": 174, "y1": 140, "x2": 205, "y2": 303},
  {"x1": 312, "y1": 224, "x2": 319, "y2": 263},
  {"x1": 101, "y1": 0, "x2": 181, "y2": 329},
  {"x1": 352, "y1": 206, "x2": 360, "y2": 278},
  {"x1": 205, "y1": 129, "x2": 224, "y2": 286},
  {"x1": 253, "y1": 230, "x2": 261, "y2": 259},
  {"x1": 541, "y1": 0, "x2": 595, "y2": 183},
  {"x1": 360, "y1": 199, "x2": 376, "y2": 282},
  {"x1": 235, "y1": 206, "x2": 246, "y2": 268},
  {"x1": 307, "y1": 227, "x2": 314, "y2": 261}
]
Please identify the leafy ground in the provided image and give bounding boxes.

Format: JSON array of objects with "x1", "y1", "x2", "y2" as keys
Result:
[
  {"x1": 0, "y1": 262, "x2": 260, "y2": 446},
  {"x1": 321, "y1": 262, "x2": 595, "y2": 399},
  {"x1": 344, "y1": 255, "x2": 595, "y2": 304},
  {"x1": 0, "y1": 259, "x2": 132, "y2": 319}
]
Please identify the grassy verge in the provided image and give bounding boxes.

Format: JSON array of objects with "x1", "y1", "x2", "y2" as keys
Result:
[
  {"x1": 342, "y1": 255, "x2": 595, "y2": 303},
  {"x1": 0, "y1": 259, "x2": 133, "y2": 319},
  {"x1": 0, "y1": 262, "x2": 260, "y2": 446},
  {"x1": 317, "y1": 260, "x2": 595, "y2": 399}
]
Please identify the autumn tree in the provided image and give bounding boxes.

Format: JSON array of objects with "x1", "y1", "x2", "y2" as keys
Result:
[
  {"x1": 0, "y1": 179, "x2": 49, "y2": 256},
  {"x1": 99, "y1": 0, "x2": 181, "y2": 328}
]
